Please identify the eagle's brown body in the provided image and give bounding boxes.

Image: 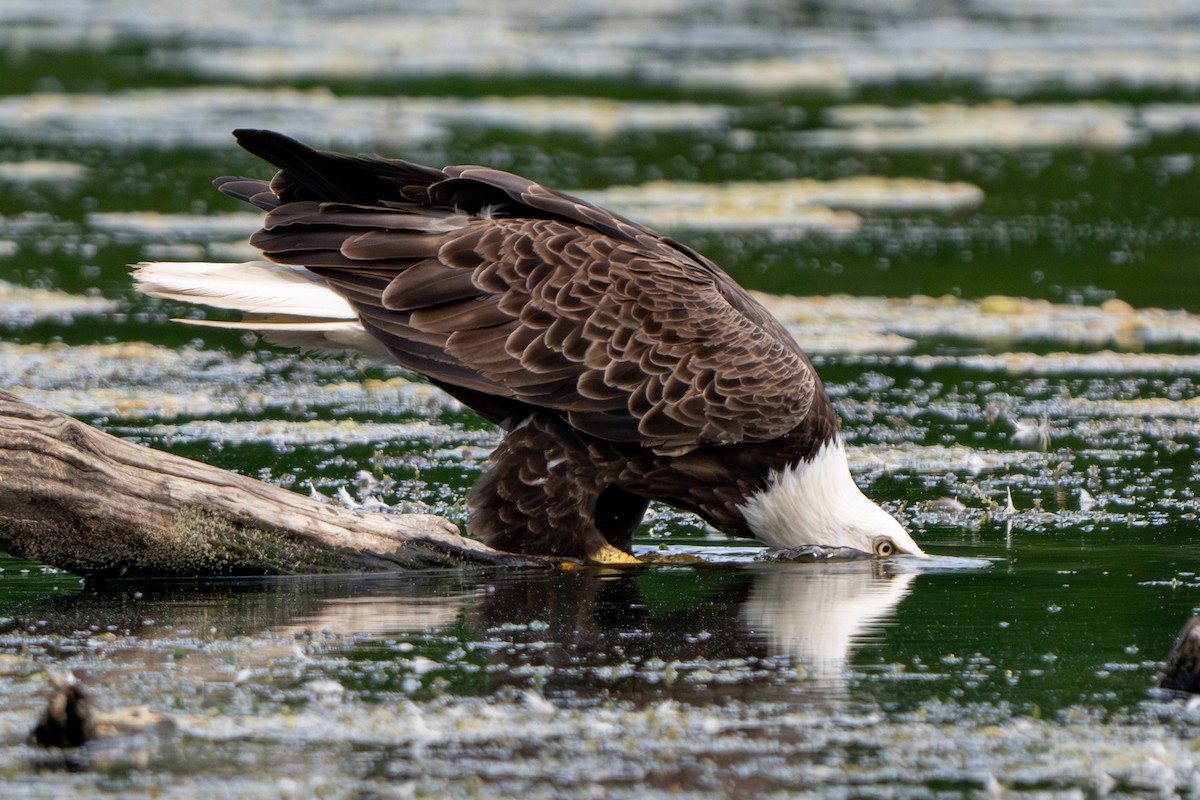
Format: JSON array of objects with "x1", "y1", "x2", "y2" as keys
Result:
[{"x1": 137, "y1": 130, "x2": 924, "y2": 562}]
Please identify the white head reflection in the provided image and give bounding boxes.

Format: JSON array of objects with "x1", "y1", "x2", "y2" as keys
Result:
[{"x1": 739, "y1": 563, "x2": 916, "y2": 685}]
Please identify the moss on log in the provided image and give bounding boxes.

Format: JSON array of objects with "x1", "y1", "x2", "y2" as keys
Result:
[{"x1": 0, "y1": 389, "x2": 541, "y2": 577}]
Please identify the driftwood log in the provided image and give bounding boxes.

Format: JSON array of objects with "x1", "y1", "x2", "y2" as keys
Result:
[{"x1": 0, "y1": 389, "x2": 541, "y2": 577}]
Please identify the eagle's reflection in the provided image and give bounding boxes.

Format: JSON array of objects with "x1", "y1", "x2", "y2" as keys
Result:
[
  {"x1": 739, "y1": 563, "x2": 916, "y2": 684},
  {"x1": 472, "y1": 561, "x2": 916, "y2": 700},
  {"x1": 19, "y1": 563, "x2": 917, "y2": 704}
]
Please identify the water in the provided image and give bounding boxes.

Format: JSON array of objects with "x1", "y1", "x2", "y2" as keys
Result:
[
  {"x1": 1, "y1": 555, "x2": 1198, "y2": 796},
  {"x1": 3, "y1": 0, "x2": 1200, "y2": 795}
]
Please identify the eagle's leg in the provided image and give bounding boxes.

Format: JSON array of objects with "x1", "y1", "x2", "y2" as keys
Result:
[
  {"x1": 592, "y1": 485, "x2": 650, "y2": 555},
  {"x1": 467, "y1": 416, "x2": 645, "y2": 563}
]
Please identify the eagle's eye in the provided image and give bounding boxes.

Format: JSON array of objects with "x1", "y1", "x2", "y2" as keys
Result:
[{"x1": 872, "y1": 537, "x2": 896, "y2": 557}]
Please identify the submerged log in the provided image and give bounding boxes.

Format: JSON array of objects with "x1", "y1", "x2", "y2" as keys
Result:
[{"x1": 0, "y1": 389, "x2": 540, "y2": 577}]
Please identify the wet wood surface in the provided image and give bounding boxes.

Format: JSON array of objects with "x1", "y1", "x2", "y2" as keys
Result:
[{"x1": 0, "y1": 389, "x2": 539, "y2": 577}]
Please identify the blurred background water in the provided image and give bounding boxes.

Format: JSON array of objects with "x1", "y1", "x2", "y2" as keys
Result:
[{"x1": 2, "y1": 1, "x2": 1200, "y2": 796}]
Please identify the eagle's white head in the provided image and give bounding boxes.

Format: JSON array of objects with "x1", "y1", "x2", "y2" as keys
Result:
[{"x1": 739, "y1": 438, "x2": 926, "y2": 558}]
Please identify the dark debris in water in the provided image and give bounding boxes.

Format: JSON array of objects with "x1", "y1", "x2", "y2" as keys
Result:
[
  {"x1": 29, "y1": 673, "x2": 94, "y2": 749},
  {"x1": 1160, "y1": 616, "x2": 1200, "y2": 695}
]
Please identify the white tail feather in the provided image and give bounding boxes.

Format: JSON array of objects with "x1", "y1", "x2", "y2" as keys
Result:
[
  {"x1": 132, "y1": 261, "x2": 386, "y2": 357},
  {"x1": 133, "y1": 261, "x2": 357, "y2": 318}
]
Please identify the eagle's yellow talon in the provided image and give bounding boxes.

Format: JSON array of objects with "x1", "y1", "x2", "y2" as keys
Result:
[{"x1": 586, "y1": 543, "x2": 641, "y2": 565}]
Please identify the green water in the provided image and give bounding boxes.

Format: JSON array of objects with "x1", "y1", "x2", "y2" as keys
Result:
[{"x1": 3, "y1": 0, "x2": 1200, "y2": 795}]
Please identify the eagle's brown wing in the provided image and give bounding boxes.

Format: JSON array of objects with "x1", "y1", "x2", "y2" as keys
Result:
[{"x1": 222, "y1": 129, "x2": 820, "y2": 453}]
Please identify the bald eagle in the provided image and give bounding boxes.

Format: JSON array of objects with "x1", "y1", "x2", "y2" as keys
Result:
[{"x1": 134, "y1": 130, "x2": 925, "y2": 563}]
